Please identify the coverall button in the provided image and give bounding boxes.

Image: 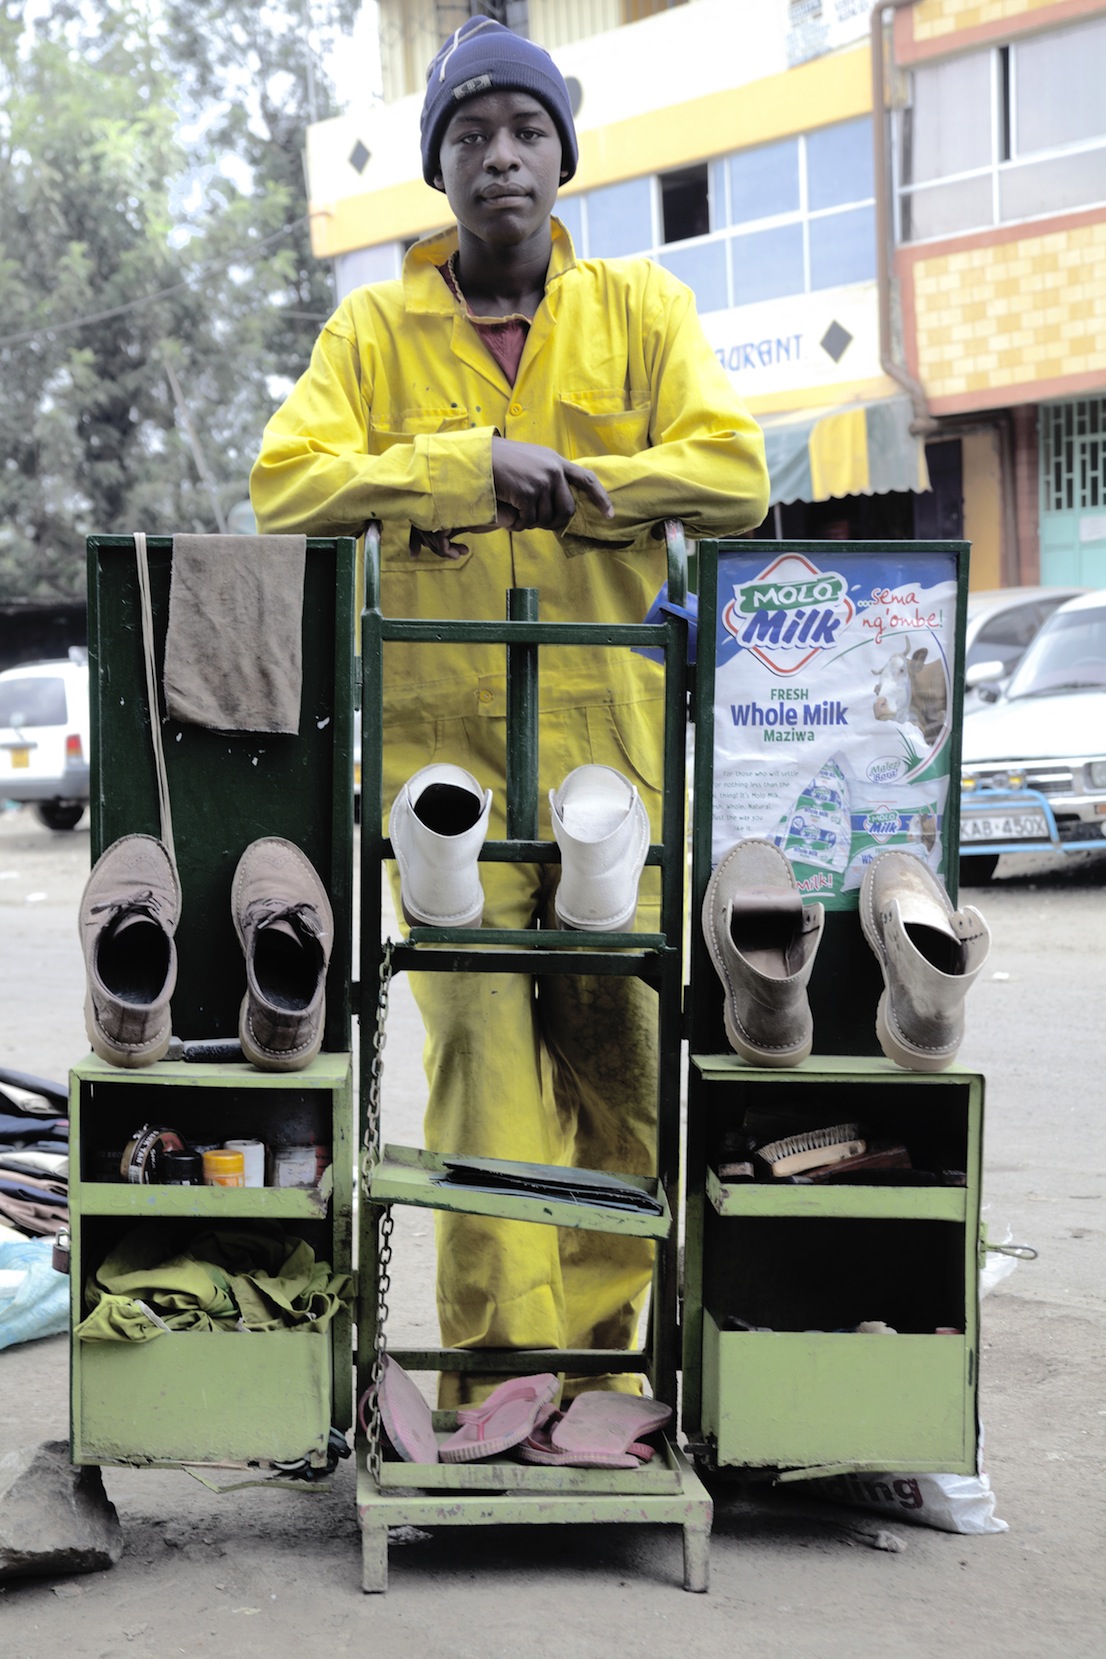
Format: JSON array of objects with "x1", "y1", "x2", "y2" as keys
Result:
[{"x1": 478, "y1": 689, "x2": 493, "y2": 703}]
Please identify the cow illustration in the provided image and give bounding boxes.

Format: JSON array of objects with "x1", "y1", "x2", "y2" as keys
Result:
[{"x1": 872, "y1": 637, "x2": 949, "y2": 744}]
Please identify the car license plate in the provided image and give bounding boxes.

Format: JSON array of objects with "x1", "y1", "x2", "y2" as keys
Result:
[
  {"x1": 962, "y1": 809, "x2": 1049, "y2": 842},
  {"x1": 8, "y1": 748, "x2": 30, "y2": 770}
]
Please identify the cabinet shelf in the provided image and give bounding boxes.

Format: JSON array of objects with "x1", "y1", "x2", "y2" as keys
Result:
[
  {"x1": 706, "y1": 1166, "x2": 968, "y2": 1222},
  {"x1": 691, "y1": 1053, "x2": 980, "y2": 1086},
  {"x1": 71, "y1": 1053, "x2": 353, "y2": 1090},
  {"x1": 75, "y1": 1178, "x2": 333, "y2": 1221}
]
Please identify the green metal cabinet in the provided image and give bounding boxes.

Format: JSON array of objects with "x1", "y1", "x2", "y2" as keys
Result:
[
  {"x1": 682, "y1": 540, "x2": 983, "y2": 1481},
  {"x1": 69, "y1": 535, "x2": 357, "y2": 1471},
  {"x1": 686, "y1": 1056, "x2": 983, "y2": 1475}
]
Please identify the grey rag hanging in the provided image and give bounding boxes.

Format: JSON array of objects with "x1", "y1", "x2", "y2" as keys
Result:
[{"x1": 163, "y1": 534, "x2": 307, "y2": 734}]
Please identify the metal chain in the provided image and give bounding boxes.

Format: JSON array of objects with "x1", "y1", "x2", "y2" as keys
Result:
[
  {"x1": 363, "y1": 940, "x2": 396, "y2": 1487},
  {"x1": 364, "y1": 938, "x2": 395, "y2": 1162}
]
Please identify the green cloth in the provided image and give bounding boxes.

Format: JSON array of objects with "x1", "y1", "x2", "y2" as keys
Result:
[{"x1": 77, "y1": 1223, "x2": 352, "y2": 1342}]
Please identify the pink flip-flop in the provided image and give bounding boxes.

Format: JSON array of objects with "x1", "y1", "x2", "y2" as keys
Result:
[
  {"x1": 549, "y1": 1391, "x2": 672, "y2": 1458},
  {"x1": 517, "y1": 1411, "x2": 650, "y2": 1468},
  {"x1": 358, "y1": 1355, "x2": 439, "y2": 1464},
  {"x1": 438, "y1": 1373, "x2": 560, "y2": 1464}
]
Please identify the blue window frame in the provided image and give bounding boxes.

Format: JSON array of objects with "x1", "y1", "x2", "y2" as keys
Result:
[
  {"x1": 728, "y1": 137, "x2": 801, "y2": 223},
  {"x1": 585, "y1": 176, "x2": 654, "y2": 258},
  {"x1": 729, "y1": 223, "x2": 805, "y2": 306},
  {"x1": 807, "y1": 119, "x2": 874, "y2": 211},
  {"x1": 809, "y1": 204, "x2": 875, "y2": 290},
  {"x1": 660, "y1": 239, "x2": 729, "y2": 312}
]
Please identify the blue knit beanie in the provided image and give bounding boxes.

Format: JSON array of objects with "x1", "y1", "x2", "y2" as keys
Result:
[{"x1": 421, "y1": 15, "x2": 578, "y2": 188}]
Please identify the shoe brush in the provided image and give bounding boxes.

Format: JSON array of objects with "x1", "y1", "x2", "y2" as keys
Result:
[{"x1": 754, "y1": 1122, "x2": 866, "y2": 1178}]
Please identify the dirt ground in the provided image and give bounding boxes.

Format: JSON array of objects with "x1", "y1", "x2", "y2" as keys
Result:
[{"x1": 1, "y1": 806, "x2": 1104, "y2": 1658}]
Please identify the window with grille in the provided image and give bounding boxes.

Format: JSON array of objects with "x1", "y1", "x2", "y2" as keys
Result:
[{"x1": 1042, "y1": 399, "x2": 1106, "y2": 513}]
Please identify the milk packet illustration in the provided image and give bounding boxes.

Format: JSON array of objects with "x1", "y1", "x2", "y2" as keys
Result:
[{"x1": 774, "y1": 758, "x2": 851, "y2": 895}]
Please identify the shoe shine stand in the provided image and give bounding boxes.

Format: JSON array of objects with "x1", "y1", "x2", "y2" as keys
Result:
[
  {"x1": 356, "y1": 522, "x2": 713, "y2": 1592},
  {"x1": 69, "y1": 536, "x2": 357, "y2": 1472},
  {"x1": 682, "y1": 541, "x2": 987, "y2": 1487},
  {"x1": 67, "y1": 530, "x2": 984, "y2": 1592}
]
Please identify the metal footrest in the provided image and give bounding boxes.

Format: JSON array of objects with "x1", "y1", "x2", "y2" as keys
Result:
[
  {"x1": 356, "y1": 1436, "x2": 713, "y2": 1593},
  {"x1": 366, "y1": 1144, "x2": 671, "y2": 1239}
]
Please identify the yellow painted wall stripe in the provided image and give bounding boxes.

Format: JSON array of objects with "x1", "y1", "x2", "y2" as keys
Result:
[{"x1": 310, "y1": 46, "x2": 873, "y2": 259}]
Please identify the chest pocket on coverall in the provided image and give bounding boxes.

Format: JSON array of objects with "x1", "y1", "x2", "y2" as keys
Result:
[{"x1": 556, "y1": 391, "x2": 652, "y2": 459}]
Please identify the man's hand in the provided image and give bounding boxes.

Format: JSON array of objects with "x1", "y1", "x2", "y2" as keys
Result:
[
  {"x1": 408, "y1": 525, "x2": 476, "y2": 559},
  {"x1": 408, "y1": 438, "x2": 614, "y2": 557},
  {"x1": 491, "y1": 437, "x2": 613, "y2": 531}
]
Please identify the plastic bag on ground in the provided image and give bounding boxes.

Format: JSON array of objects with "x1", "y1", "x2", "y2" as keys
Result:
[
  {"x1": 799, "y1": 1462, "x2": 1008, "y2": 1534},
  {"x1": 0, "y1": 1236, "x2": 69, "y2": 1350}
]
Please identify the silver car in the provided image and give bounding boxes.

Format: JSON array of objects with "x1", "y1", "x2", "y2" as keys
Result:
[
  {"x1": 959, "y1": 590, "x2": 1106, "y2": 882},
  {"x1": 963, "y1": 584, "x2": 1086, "y2": 710},
  {"x1": 0, "y1": 655, "x2": 90, "y2": 830}
]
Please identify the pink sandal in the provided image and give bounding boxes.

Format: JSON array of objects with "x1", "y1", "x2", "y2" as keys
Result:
[
  {"x1": 438, "y1": 1373, "x2": 561, "y2": 1464},
  {"x1": 358, "y1": 1355, "x2": 439, "y2": 1464},
  {"x1": 517, "y1": 1411, "x2": 648, "y2": 1468},
  {"x1": 517, "y1": 1392, "x2": 671, "y2": 1467}
]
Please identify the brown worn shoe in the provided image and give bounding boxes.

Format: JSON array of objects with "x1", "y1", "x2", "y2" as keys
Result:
[
  {"x1": 79, "y1": 834, "x2": 180, "y2": 1068},
  {"x1": 232, "y1": 838, "x2": 333, "y2": 1072},
  {"x1": 701, "y1": 838, "x2": 824, "y2": 1067},
  {"x1": 860, "y1": 849, "x2": 990, "y2": 1071}
]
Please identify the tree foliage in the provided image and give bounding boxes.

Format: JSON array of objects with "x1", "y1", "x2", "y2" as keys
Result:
[{"x1": 0, "y1": 0, "x2": 359, "y2": 600}]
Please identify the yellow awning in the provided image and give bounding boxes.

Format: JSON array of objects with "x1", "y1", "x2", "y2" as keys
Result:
[{"x1": 760, "y1": 395, "x2": 931, "y2": 506}]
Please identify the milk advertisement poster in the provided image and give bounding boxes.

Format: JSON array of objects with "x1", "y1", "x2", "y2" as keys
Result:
[{"x1": 711, "y1": 547, "x2": 958, "y2": 909}]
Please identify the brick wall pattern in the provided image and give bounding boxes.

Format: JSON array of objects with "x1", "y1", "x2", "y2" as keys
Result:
[
  {"x1": 909, "y1": 221, "x2": 1106, "y2": 402},
  {"x1": 911, "y1": 0, "x2": 1059, "y2": 41}
]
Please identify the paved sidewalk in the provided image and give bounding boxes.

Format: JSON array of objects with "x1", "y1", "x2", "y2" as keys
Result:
[{"x1": 1, "y1": 810, "x2": 1103, "y2": 1657}]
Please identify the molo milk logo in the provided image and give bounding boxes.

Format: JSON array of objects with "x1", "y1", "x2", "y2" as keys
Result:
[{"x1": 722, "y1": 553, "x2": 855, "y2": 675}]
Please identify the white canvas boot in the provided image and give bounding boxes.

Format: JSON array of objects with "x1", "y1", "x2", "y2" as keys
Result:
[
  {"x1": 701, "y1": 838, "x2": 824, "y2": 1067},
  {"x1": 860, "y1": 849, "x2": 991, "y2": 1071},
  {"x1": 389, "y1": 764, "x2": 492, "y2": 928},
  {"x1": 550, "y1": 764, "x2": 650, "y2": 931}
]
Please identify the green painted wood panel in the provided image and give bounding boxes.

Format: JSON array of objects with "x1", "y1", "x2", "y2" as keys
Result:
[
  {"x1": 702, "y1": 1315, "x2": 975, "y2": 1472},
  {"x1": 76, "y1": 1329, "x2": 331, "y2": 1466},
  {"x1": 85, "y1": 535, "x2": 356, "y2": 1049}
]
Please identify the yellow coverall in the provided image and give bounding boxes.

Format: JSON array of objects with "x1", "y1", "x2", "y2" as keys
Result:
[{"x1": 251, "y1": 220, "x2": 769, "y2": 1402}]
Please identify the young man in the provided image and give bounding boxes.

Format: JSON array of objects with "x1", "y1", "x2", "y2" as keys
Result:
[{"x1": 250, "y1": 16, "x2": 769, "y2": 1405}]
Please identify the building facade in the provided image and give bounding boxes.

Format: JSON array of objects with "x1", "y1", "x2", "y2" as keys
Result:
[{"x1": 304, "y1": 0, "x2": 1106, "y2": 588}]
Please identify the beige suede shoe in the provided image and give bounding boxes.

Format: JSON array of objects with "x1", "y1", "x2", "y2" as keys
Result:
[
  {"x1": 232, "y1": 837, "x2": 334, "y2": 1072},
  {"x1": 701, "y1": 839, "x2": 824, "y2": 1067},
  {"x1": 860, "y1": 849, "x2": 991, "y2": 1072},
  {"x1": 79, "y1": 834, "x2": 180, "y2": 1068},
  {"x1": 388, "y1": 763, "x2": 492, "y2": 928}
]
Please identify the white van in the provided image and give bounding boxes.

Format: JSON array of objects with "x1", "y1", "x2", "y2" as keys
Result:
[{"x1": 0, "y1": 655, "x2": 91, "y2": 830}]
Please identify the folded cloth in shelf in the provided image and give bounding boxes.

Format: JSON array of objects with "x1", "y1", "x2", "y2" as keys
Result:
[
  {"x1": 76, "y1": 1221, "x2": 352, "y2": 1342},
  {"x1": 435, "y1": 1155, "x2": 662, "y2": 1215},
  {"x1": 163, "y1": 534, "x2": 307, "y2": 733}
]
